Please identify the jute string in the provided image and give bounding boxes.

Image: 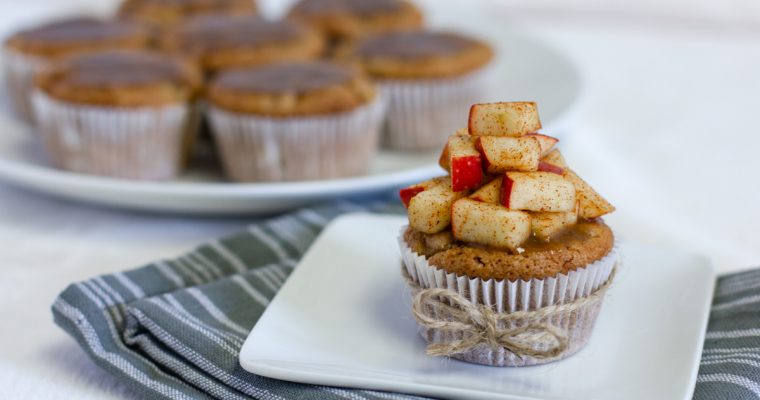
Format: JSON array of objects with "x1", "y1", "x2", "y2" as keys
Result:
[{"x1": 404, "y1": 266, "x2": 617, "y2": 359}]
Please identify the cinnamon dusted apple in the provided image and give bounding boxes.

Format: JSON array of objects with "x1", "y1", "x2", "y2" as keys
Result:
[{"x1": 398, "y1": 101, "x2": 618, "y2": 368}]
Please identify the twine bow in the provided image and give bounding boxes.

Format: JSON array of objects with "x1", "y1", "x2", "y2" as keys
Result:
[{"x1": 406, "y1": 267, "x2": 616, "y2": 359}]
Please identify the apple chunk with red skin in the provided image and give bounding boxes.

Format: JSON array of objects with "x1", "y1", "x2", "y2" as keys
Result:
[
  {"x1": 563, "y1": 170, "x2": 615, "y2": 219},
  {"x1": 408, "y1": 178, "x2": 467, "y2": 234},
  {"x1": 501, "y1": 172, "x2": 576, "y2": 212},
  {"x1": 541, "y1": 149, "x2": 567, "y2": 167},
  {"x1": 468, "y1": 102, "x2": 542, "y2": 137},
  {"x1": 399, "y1": 176, "x2": 447, "y2": 208},
  {"x1": 526, "y1": 133, "x2": 558, "y2": 157},
  {"x1": 446, "y1": 135, "x2": 482, "y2": 192},
  {"x1": 451, "y1": 198, "x2": 531, "y2": 250},
  {"x1": 469, "y1": 177, "x2": 502, "y2": 204},
  {"x1": 475, "y1": 136, "x2": 541, "y2": 173},
  {"x1": 438, "y1": 129, "x2": 471, "y2": 171},
  {"x1": 538, "y1": 161, "x2": 565, "y2": 175},
  {"x1": 530, "y1": 209, "x2": 578, "y2": 242}
]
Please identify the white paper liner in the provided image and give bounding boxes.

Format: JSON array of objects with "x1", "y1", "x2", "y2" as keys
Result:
[
  {"x1": 31, "y1": 91, "x2": 194, "y2": 180},
  {"x1": 398, "y1": 226, "x2": 619, "y2": 367},
  {"x1": 379, "y1": 65, "x2": 493, "y2": 150},
  {"x1": 207, "y1": 94, "x2": 386, "y2": 182},
  {"x1": 2, "y1": 49, "x2": 47, "y2": 124}
]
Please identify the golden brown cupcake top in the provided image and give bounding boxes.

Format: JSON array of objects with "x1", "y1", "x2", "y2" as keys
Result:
[
  {"x1": 288, "y1": 0, "x2": 422, "y2": 41},
  {"x1": 350, "y1": 31, "x2": 493, "y2": 79},
  {"x1": 161, "y1": 15, "x2": 324, "y2": 73},
  {"x1": 118, "y1": 0, "x2": 257, "y2": 28},
  {"x1": 4, "y1": 17, "x2": 151, "y2": 59},
  {"x1": 36, "y1": 50, "x2": 201, "y2": 107},
  {"x1": 207, "y1": 61, "x2": 376, "y2": 116}
]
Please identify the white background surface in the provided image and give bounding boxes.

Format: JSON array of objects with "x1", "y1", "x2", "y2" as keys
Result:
[{"x1": 1, "y1": 0, "x2": 760, "y2": 399}]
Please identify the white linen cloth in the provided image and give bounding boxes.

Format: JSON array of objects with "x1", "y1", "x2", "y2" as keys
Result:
[{"x1": 1, "y1": 0, "x2": 759, "y2": 398}]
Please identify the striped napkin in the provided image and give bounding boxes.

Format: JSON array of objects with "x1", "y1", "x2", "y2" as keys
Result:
[{"x1": 52, "y1": 199, "x2": 758, "y2": 399}]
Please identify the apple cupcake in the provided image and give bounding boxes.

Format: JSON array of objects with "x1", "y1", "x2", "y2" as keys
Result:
[
  {"x1": 161, "y1": 15, "x2": 324, "y2": 75},
  {"x1": 399, "y1": 102, "x2": 617, "y2": 367},
  {"x1": 117, "y1": 0, "x2": 257, "y2": 29},
  {"x1": 2, "y1": 17, "x2": 152, "y2": 123},
  {"x1": 206, "y1": 61, "x2": 385, "y2": 182},
  {"x1": 347, "y1": 30, "x2": 494, "y2": 149},
  {"x1": 287, "y1": 0, "x2": 423, "y2": 48},
  {"x1": 32, "y1": 50, "x2": 202, "y2": 180}
]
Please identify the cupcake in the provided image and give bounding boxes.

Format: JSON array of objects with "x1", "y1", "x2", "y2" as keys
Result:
[
  {"x1": 32, "y1": 50, "x2": 202, "y2": 180},
  {"x1": 117, "y1": 0, "x2": 257, "y2": 29},
  {"x1": 160, "y1": 15, "x2": 324, "y2": 75},
  {"x1": 348, "y1": 30, "x2": 494, "y2": 149},
  {"x1": 206, "y1": 61, "x2": 385, "y2": 182},
  {"x1": 398, "y1": 102, "x2": 617, "y2": 367},
  {"x1": 287, "y1": 0, "x2": 423, "y2": 47},
  {"x1": 3, "y1": 17, "x2": 152, "y2": 123}
]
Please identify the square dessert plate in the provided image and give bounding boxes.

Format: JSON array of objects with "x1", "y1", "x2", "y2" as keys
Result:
[{"x1": 240, "y1": 214, "x2": 715, "y2": 400}]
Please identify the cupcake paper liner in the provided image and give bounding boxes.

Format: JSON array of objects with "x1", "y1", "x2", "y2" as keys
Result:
[
  {"x1": 379, "y1": 66, "x2": 493, "y2": 150},
  {"x1": 31, "y1": 91, "x2": 194, "y2": 180},
  {"x1": 207, "y1": 95, "x2": 386, "y2": 182},
  {"x1": 2, "y1": 49, "x2": 47, "y2": 124},
  {"x1": 398, "y1": 227, "x2": 619, "y2": 367}
]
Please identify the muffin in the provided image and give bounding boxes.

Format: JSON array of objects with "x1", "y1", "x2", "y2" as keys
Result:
[
  {"x1": 287, "y1": 0, "x2": 423, "y2": 46},
  {"x1": 160, "y1": 15, "x2": 324, "y2": 75},
  {"x1": 348, "y1": 30, "x2": 493, "y2": 149},
  {"x1": 117, "y1": 0, "x2": 257, "y2": 29},
  {"x1": 32, "y1": 50, "x2": 202, "y2": 180},
  {"x1": 398, "y1": 102, "x2": 617, "y2": 367},
  {"x1": 3, "y1": 17, "x2": 152, "y2": 123},
  {"x1": 206, "y1": 61, "x2": 385, "y2": 182}
]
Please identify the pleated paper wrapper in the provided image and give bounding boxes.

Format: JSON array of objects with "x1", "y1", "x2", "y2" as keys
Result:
[
  {"x1": 31, "y1": 91, "x2": 196, "y2": 180},
  {"x1": 379, "y1": 65, "x2": 492, "y2": 150},
  {"x1": 3, "y1": 49, "x2": 47, "y2": 124},
  {"x1": 398, "y1": 228, "x2": 619, "y2": 367},
  {"x1": 208, "y1": 95, "x2": 386, "y2": 182}
]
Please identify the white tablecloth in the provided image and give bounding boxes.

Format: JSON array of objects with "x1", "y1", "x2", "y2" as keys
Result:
[{"x1": 1, "y1": 0, "x2": 759, "y2": 398}]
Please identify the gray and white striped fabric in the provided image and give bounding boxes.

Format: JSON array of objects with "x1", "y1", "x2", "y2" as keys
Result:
[{"x1": 53, "y1": 199, "x2": 758, "y2": 399}]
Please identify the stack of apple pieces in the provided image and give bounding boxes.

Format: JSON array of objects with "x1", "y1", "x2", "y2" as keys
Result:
[{"x1": 401, "y1": 101, "x2": 615, "y2": 251}]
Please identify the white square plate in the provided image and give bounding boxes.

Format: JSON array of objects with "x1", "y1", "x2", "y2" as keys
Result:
[{"x1": 240, "y1": 214, "x2": 715, "y2": 400}]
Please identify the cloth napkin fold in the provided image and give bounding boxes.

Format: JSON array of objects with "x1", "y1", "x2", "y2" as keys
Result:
[{"x1": 53, "y1": 199, "x2": 759, "y2": 400}]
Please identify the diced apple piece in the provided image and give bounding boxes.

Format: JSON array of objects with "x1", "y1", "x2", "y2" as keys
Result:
[
  {"x1": 451, "y1": 198, "x2": 531, "y2": 250},
  {"x1": 399, "y1": 176, "x2": 447, "y2": 208},
  {"x1": 437, "y1": 129, "x2": 472, "y2": 171},
  {"x1": 468, "y1": 102, "x2": 541, "y2": 137},
  {"x1": 541, "y1": 149, "x2": 567, "y2": 168},
  {"x1": 530, "y1": 209, "x2": 578, "y2": 242},
  {"x1": 470, "y1": 177, "x2": 502, "y2": 204},
  {"x1": 538, "y1": 160, "x2": 565, "y2": 175},
  {"x1": 408, "y1": 179, "x2": 466, "y2": 233},
  {"x1": 526, "y1": 133, "x2": 558, "y2": 157},
  {"x1": 564, "y1": 170, "x2": 616, "y2": 218},
  {"x1": 501, "y1": 172, "x2": 576, "y2": 212},
  {"x1": 447, "y1": 136, "x2": 482, "y2": 192},
  {"x1": 475, "y1": 136, "x2": 541, "y2": 173}
]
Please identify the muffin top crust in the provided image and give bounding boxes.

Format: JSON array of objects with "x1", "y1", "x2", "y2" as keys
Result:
[
  {"x1": 118, "y1": 0, "x2": 257, "y2": 27},
  {"x1": 350, "y1": 31, "x2": 493, "y2": 79},
  {"x1": 207, "y1": 61, "x2": 376, "y2": 116},
  {"x1": 36, "y1": 50, "x2": 201, "y2": 106},
  {"x1": 404, "y1": 220, "x2": 614, "y2": 281},
  {"x1": 288, "y1": 0, "x2": 422, "y2": 41},
  {"x1": 4, "y1": 17, "x2": 151, "y2": 58},
  {"x1": 162, "y1": 15, "x2": 323, "y2": 72}
]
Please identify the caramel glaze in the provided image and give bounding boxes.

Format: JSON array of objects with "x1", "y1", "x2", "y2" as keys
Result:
[
  {"x1": 212, "y1": 61, "x2": 354, "y2": 94},
  {"x1": 355, "y1": 31, "x2": 480, "y2": 59},
  {"x1": 174, "y1": 15, "x2": 304, "y2": 50},
  {"x1": 290, "y1": 0, "x2": 403, "y2": 16},
  {"x1": 10, "y1": 17, "x2": 144, "y2": 44}
]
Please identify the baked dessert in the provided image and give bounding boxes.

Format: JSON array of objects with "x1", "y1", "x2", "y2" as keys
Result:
[
  {"x1": 287, "y1": 0, "x2": 422, "y2": 46},
  {"x1": 32, "y1": 50, "x2": 202, "y2": 180},
  {"x1": 206, "y1": 61, "x2": 385, "y2": 182},
  {"x1": 347, "y1": 30, "x2": 494, "y2": 149},
  {"x1": 117, "y1": 0, "x2": 257, "y2": 29},
  {"x1": 2, "y1": 17, "x2": 152, "y2": 123},
  {"x1": 161, "y1": 15, "x2": 324, "y2": 74},
  {"x1": 399, "y1": 102, "x2": 617, "y2": 367}
]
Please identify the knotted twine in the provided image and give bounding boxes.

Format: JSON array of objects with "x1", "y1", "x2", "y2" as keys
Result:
[{"x1": 404, "y1": 266, "x2": 617, "y2": 359}]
